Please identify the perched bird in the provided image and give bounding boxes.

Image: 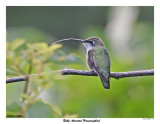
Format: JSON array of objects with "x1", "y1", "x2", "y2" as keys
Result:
[
  {"x1": 52, "y1": 37, "x2": 111, "y2": 89},
  {"x1": 83, "y1": 37, "x2": 111, "y2": 89}
]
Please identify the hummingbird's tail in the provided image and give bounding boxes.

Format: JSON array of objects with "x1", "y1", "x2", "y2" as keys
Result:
[{"x1": 100, "y1": 77, "x2": 110, "y2": 89}]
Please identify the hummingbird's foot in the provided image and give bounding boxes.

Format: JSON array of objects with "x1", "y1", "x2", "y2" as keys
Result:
[
  {"x1": 64, "y1": 67, "x2": 70, "y2": 70},
  {"x1": 90, "y1": 70, "x2": 96, "y2": 74}
]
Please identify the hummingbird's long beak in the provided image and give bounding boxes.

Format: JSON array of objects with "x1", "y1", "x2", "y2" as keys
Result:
[
  {"x1": 68, "y1": 38, "x2": 84, "y2": 43},
  {"x1": 51, "y1": 38, "x2": 84, "y2": 45}
]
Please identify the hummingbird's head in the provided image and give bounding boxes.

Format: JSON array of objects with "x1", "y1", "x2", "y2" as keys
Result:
[{"x1": 83, "y1": 37, "x2": 104, "y2": 51}]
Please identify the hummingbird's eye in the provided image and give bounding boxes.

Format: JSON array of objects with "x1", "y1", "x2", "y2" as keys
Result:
[
  {"x1": 90, "y1": 40, "x2": 95, "y2": 45},
  {"x1": 85, "y1": 40, "x2": 95, "y2": 45}
]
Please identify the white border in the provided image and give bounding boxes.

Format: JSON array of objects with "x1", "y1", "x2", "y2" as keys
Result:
[
  {"x1": 1, "y1": 0, "x2": 160, "y2": 124},
  {"x1": 0, "y1": 1, "x2": 6, "y2": 119},
  {"x1": 5, "y1": 0, "x2": 155, "y2": 6},
  {"x1": 154, "y1": 3, "x2": 160, "y2": 120}
]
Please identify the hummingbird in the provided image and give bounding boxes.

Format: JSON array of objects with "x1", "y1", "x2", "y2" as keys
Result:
[
  {"x1": 83, "y1": 37, "x2": 111, "y2": 89},
  {"x1": 52, "y1": 37, "x2": 111, "y2": 89}
]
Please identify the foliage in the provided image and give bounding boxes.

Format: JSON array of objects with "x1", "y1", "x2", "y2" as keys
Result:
[{"x1": 6, "y1": 39, "x2": 78, "y2": 118}]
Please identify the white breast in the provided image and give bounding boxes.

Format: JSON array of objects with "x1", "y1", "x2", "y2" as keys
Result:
[{"x1": 85, "y1": 43, "x2": 94, "y2": 52}]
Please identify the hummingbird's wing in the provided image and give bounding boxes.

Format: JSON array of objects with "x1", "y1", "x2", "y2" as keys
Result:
[{"x1": 89, "y1": 47, "x2": 110, "y2": 89}]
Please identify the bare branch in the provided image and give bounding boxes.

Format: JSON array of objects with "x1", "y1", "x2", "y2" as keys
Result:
[
  {"x1": 62, "y1": 69, "x2": 154, "y2": 79},
  {"x1": 6, "y1": 76, "x2": 27, "y2": 83},
  {"x1": 6, "y1": 69, "x2": 154, "y2": 84}
]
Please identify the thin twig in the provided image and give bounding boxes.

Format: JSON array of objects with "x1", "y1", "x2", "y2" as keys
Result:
[
  {"x1": 23, "y1": 64, "x2": 32, "y2": 94},
  {"x1": 6, "y1": 69, "x2": 154, "y2": 84}
]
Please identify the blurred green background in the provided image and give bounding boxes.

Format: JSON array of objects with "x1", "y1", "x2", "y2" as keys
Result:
[{"x1": 6, "y1": 6, "x2": 154, "y2": 118}]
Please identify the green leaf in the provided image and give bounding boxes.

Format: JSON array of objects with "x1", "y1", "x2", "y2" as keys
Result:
[
  {"x1": 52, "y1": 106, "x2": 63, "y2": 117},
  {"x1": 7, "y1": 102, "x2": 22, "y2": 112},
  {"x1": 49, "y1": 44, "x2": 62, "y2": 53},
  {"x1": 26, "y1": 100, "x2": 55, "y2": 118},
  {"x1": 11, "y1": 38, "x2": 26, "y2": 50}
]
